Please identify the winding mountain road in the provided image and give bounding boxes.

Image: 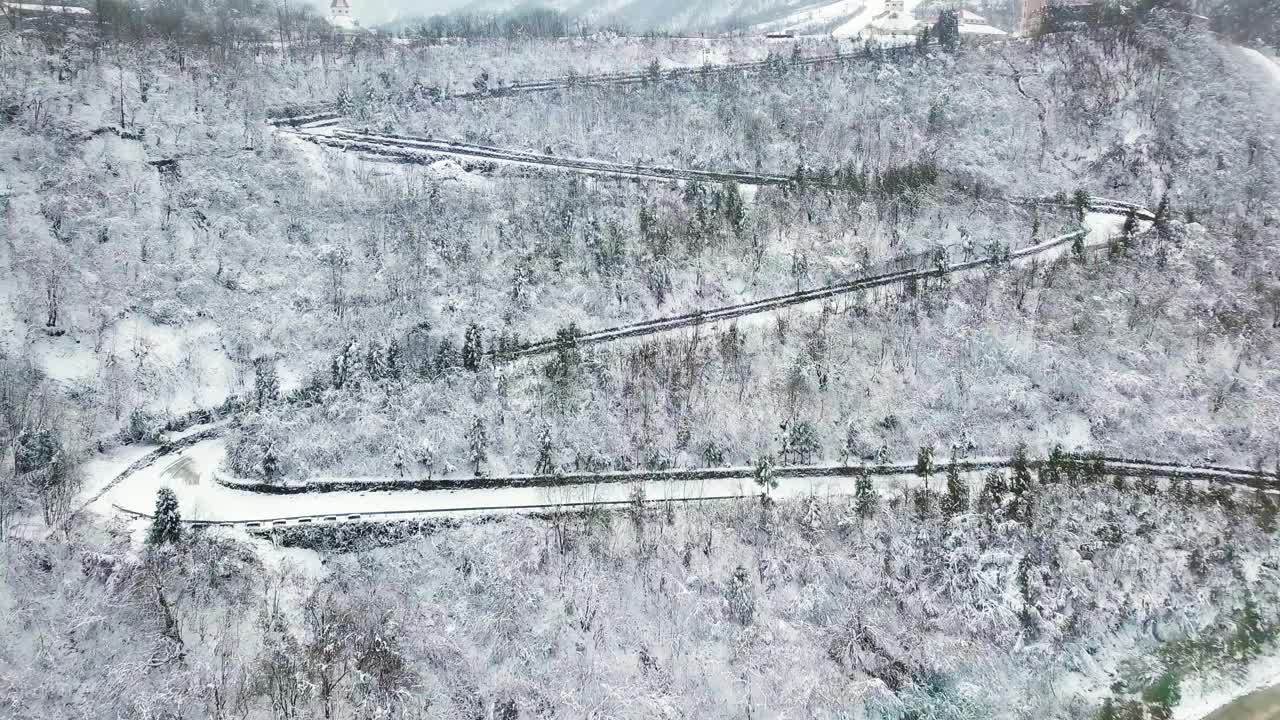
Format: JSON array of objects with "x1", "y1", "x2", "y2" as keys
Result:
[{"x1": 96, "y1": 432, "x2": 1277, "y2": 531}]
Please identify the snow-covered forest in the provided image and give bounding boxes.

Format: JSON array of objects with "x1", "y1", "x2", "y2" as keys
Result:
[{"x1": 1, "y1": 0, "x2": 1279, "y2": 717}]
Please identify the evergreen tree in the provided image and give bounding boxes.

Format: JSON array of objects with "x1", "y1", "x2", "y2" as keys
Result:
[
  {"x1": 262, "y1": 448, "x2": 280, "y2": 482},
  {"x1": 468, "y1": 417, "x2": 488, "y2": 477},
  {"x1": 1097, "y1": 697, "x2": 1118, "y2": 720},
  {"x1": 943, "y1": 452, "x2": 968, "y2": 516},
  {"x1": 253, "y1": 358, "x2": 280, "y2": 407},
  {"x1": 15, "y1": 430, "x2": 57, "y2": 475},
  {"x1": 913, "y1": 487, "x2": 933, "y2": 519},
  {"x1": 534, "y1": 426, "x2": 556, "y2": 476},
  {"x1": 855, "y1": 467, "x2": 877, "y2": 519},
  {"x1": 365, "y1": 341, "x2": 386, "y2": 381},
  {"x1": 1010, "y1": 444, "x2": 1034, "y2": 497},
  {"x1": 787, "y1": 422, "x2": 821, "y2": 465},
  {"x1": 979, "y1": 469, "x2": 1008, "y2": 515},
  {"x1": 434, "y1": 338, "x2": 457, "y2": 374},
  {"x1": 916, "y1": 445, "x2": 935, "y2": 491},
  {"x1": 148, "y1": 487, "x2": 182, "y2": 546},
  {"x1": 934, "y1": 9, "x2": 960, "y2": 50},
  {"x1": 1040, "y1": 444, "x2": 1067, "y2": 485},
  {"x1": 384, "y1": 340, "x2": 403, "y2": 381},
  {"x1": 1072, "y1": 231, "x2": 1087, "y2": 263},
  {"x1": 753, "y1": 454, "x2": 777, "y2": 496},
  {"x1": 646, "y1": 58, "x2": 662, "y2": 82},
  {"x1": 1083, "y1": 453, "x2": 1108, "y2": 483},
  {"x1": 330, "y1": 341, "x2": 355, "y2": 389},
  {"x1": 722, "y1": 182, "x2": 746, "y2": 236},
  {"x1": 1073, "y1": 189, "x2": 1091, "y2": 220},
  {"x1": 1116, "y1": 208, "x2": 1139, "y2": 256},
  {"x1": 462, "y1": 324, "x2": 484, "y2": 371},
  {"x1": 915, "y1": 26, "x2": 931, "y2": 52},
  {"x1": 841, "y1": 423, "x2": 862, "y2": 465},
  {"x1": 1010, "y1": 444, "x2": 1036, "y2": 522},
  {"x1": 1153, "y1": 194, "x2": 1172, "y2": 242}
]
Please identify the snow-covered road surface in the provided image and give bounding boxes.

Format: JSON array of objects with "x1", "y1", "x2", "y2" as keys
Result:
[
  {"x1": 1234, "y1": 46, "x2": 1280, "y2": 92},
  {"x1": 504, "y1": 208, "x2": 1140, "y2": 359},
  {"x1": 97, "y1": 437, "x2": 865, "y2": 525},
  {"x1": 94, "y1": 433, "x2": 1276, "y2": 529}
]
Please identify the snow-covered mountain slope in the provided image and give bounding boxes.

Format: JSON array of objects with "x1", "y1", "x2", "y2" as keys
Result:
[
  {"x1": 445, "y1": 0, "x2": 869, "y2": 32},
  {"x1": 754, "y1": 0, "x2": 868, "y2": 35}
]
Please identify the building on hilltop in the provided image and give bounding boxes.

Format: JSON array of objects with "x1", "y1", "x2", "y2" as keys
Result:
[
  {"x1": 952, "y1": 9, "x2": 1007, "y2": 35},
  {"x1": 328, "y1": 0, "x2": 360, "y2": 32},
  {"x1": 865, "y1": 0, "x2": 922, "y2": 38}
]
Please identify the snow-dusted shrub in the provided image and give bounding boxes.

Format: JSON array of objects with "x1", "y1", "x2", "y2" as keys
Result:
[{"x1": 223, "y1": 414, "x2": 300, "y2": 482}]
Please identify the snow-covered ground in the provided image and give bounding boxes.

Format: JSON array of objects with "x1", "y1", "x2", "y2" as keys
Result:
[
  {"x1": 1176, "y1": 653, "x2": 1280, "y2": 719},
  {"x1": 1234, "y1": 46, "x2": 1280, "y2": 89},
  {"x1": 755, "y1": 0, "x2": 865, "y2": 35},
  {"x1": 832, "y1": 0, "x2": 883, "y2": 37},
  {"x1": 96, "y1": 437, "x2": 902, "y2": 523},
  {"x1": 31, "y1": 315, "x2": 238, "y2": 415},
  {"x1": 93, "y1": 430, "x2": 1267, "y2": 529}
]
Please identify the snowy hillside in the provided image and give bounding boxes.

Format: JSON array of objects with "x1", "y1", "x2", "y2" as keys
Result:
[
  {"x1": 411, "y1": 0, "x2": 872, "y2": 32},
  {"x1": 2, "y1": 2, "x2": 1279, "y2": 719}
]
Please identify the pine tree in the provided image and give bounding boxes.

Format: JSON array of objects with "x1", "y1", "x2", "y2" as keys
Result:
[
  {"x1": 384, "y1": 340, "x2": 403, "y2": 381},
  {"x1": 330, "y1": 341, "x2": 355, "y2": 389},
  {"x1": 1010, "y1": 444, "x2": 1033, "y2": 497},
  {"x1": 646, "y1": 58, "x2": 662, "y2": 82},
  {"x1": 1040, "y1": 444, "x2": 1067, "y2": 485},
  {"x1": 943, "y1": 452, "x2": 968, "y2": 516},
  {"x1": 1153, "y1": 194, "x2": 1172, "y2": 242},
  {"x1": 462, "y1": 324, "x2": 484, "y2": 372},
  {"x1": 15, "y1": 430, "x2": 57, "y2": 475},
  {"x1": 365, "y1": 341, "x2": 385, "y2": 381},
  {"x1": 253, "y1": 358, "x2": 280, "y2": 407},
  {"x1": 788, "y1": 422, "x2": 821, "y2": 465},
  {"x1": 934, "y1": 9, "x2": 960, "y2": 50},
  {"x1": 434, "y1": 338, "x2": 457, "y2": 374},
  {"x1": 262, "y1": 447, "x2": 280, "y2": 482},
  {"x1": 1118, "y1": 208, "x2": 1138, "y2": 255},
  {"x1": 330, "y1": 355, "x2": 346, "y2": 390},
  {"x1": 148, "y1": 487, "x2": 182, "y2": 546},
  {"x1": 722, "y1": 182, "x2": 746, "y2": 236},
  {"x1": 841, "y1": 423, "x2": 862, "y2": 465},
  {"x1": 534, "y1": 426, "x2": 556, "y2": 476},
  {"x1": 855, "y1": 467, "x2": 877, "y2": 519},
  {"x1": 468, "y1": 417, "x2": 488, "y2": 477},
  {"x1": 1009, "y1": 444, "x2": 1036, "y2": 523},
  {"x1": 1097, "y1": 697, "x2": 1118, "y2": 720},
  {"x1": 753, "y1": 455, "x2": 777, "y2": 496},
  {"x1": 916, "y1": 445, "x2": 935, "y2": 491},
  {"x1": 1073, "y1": 189, "x2": 1091, "y2": 221},
  {"x1": 979, "y1": 470, "x2": 1008, "y2": 515},
  {"x1": 915, "y1": 26, "x2": 931, "y2": 52}
]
